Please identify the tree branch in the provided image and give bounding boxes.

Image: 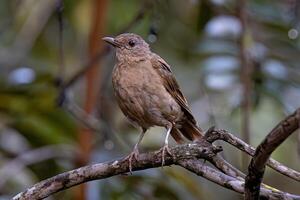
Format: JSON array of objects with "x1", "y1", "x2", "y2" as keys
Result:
[
  {"x1": 245, "y1": 108, "x2": 300, "y2": 200},
  {"x1": 12, "y1": 141, "x2": 300, "y2": 200},
  {"x1": 179, "y1": 159, "x2": 300, "y2": 200},
  {"x1": 11, "y1": 107, "x2": 300, "y2": 200},
  {"x1": 12, "y1": 142, "x2": 222, "y2": 200},
  {"x1": 204, "y1": 128, "x2": 300, "y2": 182},
  {"x1": 209, "y1": 154, "x2": 245, "y2": 178},
  {"x1": 238, "y1": 0, "x2": 253, "y2": 169}
]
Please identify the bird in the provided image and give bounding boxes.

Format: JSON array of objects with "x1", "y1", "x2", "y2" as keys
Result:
[{"x1": 102, "y1": 33, "x2": 203, "y2": 172}]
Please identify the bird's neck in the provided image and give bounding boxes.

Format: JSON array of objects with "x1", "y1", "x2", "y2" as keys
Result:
[{"x1": 116, "y1": 53, "x2": 150, "y2": 64}]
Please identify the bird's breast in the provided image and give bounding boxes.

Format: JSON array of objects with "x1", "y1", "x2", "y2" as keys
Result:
[
  {"x1": 112, "y1": 60, "x2": 163, "y2": 93},
  {"x1": 112, "y1": 60, "x2": 182, "y2": 127}
]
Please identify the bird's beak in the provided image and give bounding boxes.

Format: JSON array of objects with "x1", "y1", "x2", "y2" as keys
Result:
[{"x1": 102, "y1": 37, "x2": 119, "y2": 47}]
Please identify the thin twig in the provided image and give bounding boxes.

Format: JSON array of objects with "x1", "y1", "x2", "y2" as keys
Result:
[
  {"x1": 179, "y1": 159, "x2": 300, "y2": 200},
  {"x1": 55, "y1": 0, "x2": 66, "y2": 106},
  {"x1": 209, "y1": 154, "x2": 245, "y2": 179},
  {"x1": 238, "y1": 0, "x2": 253, "y2": 169},
  {"x1": 56, "y1": 0, "x2": 65, "y2": 84},
  {"x1": 245, "y1": 108, "x2": 300, "y2": 200},
  {"x1": 204, "y1": 128, "x2": 300, "y2": 182}
]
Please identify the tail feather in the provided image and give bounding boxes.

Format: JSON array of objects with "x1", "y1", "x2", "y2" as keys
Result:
[
  {"x1": 178, "y1": 120, "x2": 203, "y2": 141},
  {"x1": 170, "y1": 128, "x2": 185, "y2": 144}
]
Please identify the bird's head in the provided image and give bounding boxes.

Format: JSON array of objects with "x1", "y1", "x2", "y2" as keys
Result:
[{"x1": 102, "y1": 33, "x2": 150, "y2": 61}]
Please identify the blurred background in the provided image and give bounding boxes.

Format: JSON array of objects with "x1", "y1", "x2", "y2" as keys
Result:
[{"x1": 0, "y1": 0, "x2": 300, "y2": 199}]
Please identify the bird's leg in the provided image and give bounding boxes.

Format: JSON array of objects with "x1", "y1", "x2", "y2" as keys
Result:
[
  {"x1": 124, "y1": 128, "x2": 146, "y2": 173},
  {"x1": 160, "y1": 124, "x2": 173, "y2": 166}
]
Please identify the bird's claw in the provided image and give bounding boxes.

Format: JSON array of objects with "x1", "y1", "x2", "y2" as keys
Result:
[
  {"x1": 158, "y1": 145, "x2": 173, "y2": 167},
  {"x1": 124, "y1": 147, "x2": 139, "y2": 174}
]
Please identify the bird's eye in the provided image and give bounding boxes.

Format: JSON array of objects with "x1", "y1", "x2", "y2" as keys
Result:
[{"x1": 128, "y1": 40, "x2": 135, "y2": 47}]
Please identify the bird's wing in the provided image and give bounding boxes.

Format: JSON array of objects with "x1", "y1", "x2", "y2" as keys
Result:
[{"x1": 151, "y1": 54, "x2": 196, "y2": 125}]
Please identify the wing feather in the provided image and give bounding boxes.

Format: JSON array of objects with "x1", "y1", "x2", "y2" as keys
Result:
[{"x1": 151, "y1": 54, "x2": 196, "y2": 125}]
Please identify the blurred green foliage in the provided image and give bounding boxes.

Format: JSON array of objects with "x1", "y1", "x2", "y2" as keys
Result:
[{"x1": 0, "y1": 0, "x2": 300, "y2": 199}]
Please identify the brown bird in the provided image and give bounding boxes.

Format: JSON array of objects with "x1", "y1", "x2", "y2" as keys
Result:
[{"x1": 103, "y1": 33, "x2": 203, "y2": 172}]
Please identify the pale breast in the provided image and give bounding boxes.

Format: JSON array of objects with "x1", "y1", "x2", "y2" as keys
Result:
[{"x1": 112, "y1": 60, "x2": 182, "y2": 128}]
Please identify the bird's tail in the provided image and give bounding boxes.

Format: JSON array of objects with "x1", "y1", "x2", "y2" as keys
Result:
[
  {"x1": 171, "y1": 120, "x2": 203, "y2": 143},
  {"x1": 170, "y1": 128, "x2": 185, "y2": 144}
]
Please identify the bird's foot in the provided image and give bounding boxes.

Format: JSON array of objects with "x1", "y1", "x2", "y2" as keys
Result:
[
  {"x1": 158, "y1": 145, "x2": 173, "y2": 167},
  {"x1": 123, "y1": 147, "x2": 139, "y2": 174}
]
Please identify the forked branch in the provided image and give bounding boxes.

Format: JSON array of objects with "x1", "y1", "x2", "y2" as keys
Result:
[
  {"x1": 12, "y1": 142, "x2": 222, "y2": 200},
  {"x1": 12, "y1": 109, "x2": 300, "y2": 200},
  {"x1": 244, "y1": 108, "x2": 300, "y2": 199}
]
